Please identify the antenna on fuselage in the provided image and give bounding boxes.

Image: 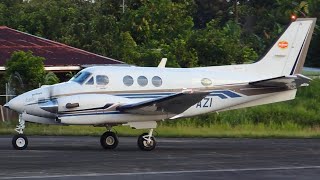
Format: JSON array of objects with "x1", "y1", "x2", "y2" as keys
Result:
[{"x1": 158, "y1": 58, "x2": 167, "y2": 68}]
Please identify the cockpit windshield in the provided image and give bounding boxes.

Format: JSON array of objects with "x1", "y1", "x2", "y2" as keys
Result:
[{"x1": 70, "y1": 71, "x2": 92, "y2": 84}]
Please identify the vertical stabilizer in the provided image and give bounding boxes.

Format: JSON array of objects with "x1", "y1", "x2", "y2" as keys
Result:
[{"x1": 251, "y1": 18, "x2": 316, "y2": 77}]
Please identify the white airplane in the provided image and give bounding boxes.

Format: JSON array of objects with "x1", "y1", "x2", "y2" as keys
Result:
[{"x1": 4, "y1": 18, "x2": 316, "y2": 151}]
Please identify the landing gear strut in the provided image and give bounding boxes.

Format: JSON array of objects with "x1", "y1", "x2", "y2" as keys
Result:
[
  {"x1": 12, "y1": 114, "x2": 28, "y2": 150},
  {"x1": 100, "y1": 128, "x2": 119, "y2": 150},
  {"x1": 137, "y1": 129, "x2": 156, "y2": 151}
]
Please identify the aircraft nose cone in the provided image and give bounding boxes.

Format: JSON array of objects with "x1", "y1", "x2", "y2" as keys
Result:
[
  {"x1": 4, "y1": 96, "x2": 24, "y2": 113},
  {"x1": 3, "y1": 102, "x2": 10, "y2": 109}
]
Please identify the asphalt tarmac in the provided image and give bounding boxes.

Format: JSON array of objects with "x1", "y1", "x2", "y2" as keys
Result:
[{"x1": 0, "y1": 136, "x2": 320, "y2": 180}]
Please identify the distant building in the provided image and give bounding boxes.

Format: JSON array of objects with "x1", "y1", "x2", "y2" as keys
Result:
[{"x1": 0, "y1": 26, "x2": 125, "y2": 76}]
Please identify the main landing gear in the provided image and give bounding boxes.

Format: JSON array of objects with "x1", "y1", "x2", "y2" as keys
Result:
[
  {"x1": 137, "y1": 129, "x2": 156, "y2": 151},
  {"x1": 12, "y1": 114, "x2": 28, "y2": 150},
  {"x1": 100, "y1": 128, "x2": 157, "y2": 151},
  {"x1": 100, "y1": 131, "x2": 119, "y2": 149}
]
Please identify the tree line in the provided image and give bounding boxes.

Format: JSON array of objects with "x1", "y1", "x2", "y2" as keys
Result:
[{"x1": 0, "y1": 0, "x2": 319, "y2": 68}]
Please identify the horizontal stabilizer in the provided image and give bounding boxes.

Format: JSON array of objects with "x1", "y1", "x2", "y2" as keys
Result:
[
  {"x1": 249, "y1": 74, "x2": 311, "y2": 89},
  {"x1": 117, "y1": 90, "x2": 210, "y2": 115}
]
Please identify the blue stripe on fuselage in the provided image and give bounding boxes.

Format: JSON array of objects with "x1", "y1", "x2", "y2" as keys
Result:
[{"x1": 114, "y1": 90, "x2": 242, "y2": 100}]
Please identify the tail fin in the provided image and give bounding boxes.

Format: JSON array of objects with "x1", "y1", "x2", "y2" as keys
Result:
[{"x1": 253, "y1": 18, "x2": 316, "y2": 76}]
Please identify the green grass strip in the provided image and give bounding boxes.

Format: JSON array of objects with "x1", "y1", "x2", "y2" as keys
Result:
[{"x1": 1, "y1": 122, "x2": 320, "y2": 138}]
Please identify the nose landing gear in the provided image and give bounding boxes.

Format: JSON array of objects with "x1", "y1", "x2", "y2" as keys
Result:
[
  {"x1": 12, "y1": 134, "x2": 28, "y2": 150},
  {"x1": 12, "y1": 114, "x2": 28, "y2": 150}
]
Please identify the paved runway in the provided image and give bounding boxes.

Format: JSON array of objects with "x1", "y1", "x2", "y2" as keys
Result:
[{"x1": 1, "y1": 136, "x2": 320, "y2": 180}]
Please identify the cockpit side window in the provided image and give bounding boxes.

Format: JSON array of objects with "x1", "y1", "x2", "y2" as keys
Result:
[
  {"x1": 86, "y1": 77, "x2": 94, "y2": 85},
  {"x1": 96, "y1": 75, "x2": 109, "y2": 85},
  {"x1": 71, "y1": 71, "x2": 92, "y2": 84}
]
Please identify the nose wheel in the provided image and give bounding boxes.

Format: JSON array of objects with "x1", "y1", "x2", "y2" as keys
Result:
[
  {"x1": 12, "y1": 114, "x2": 28, "y2": 150},
  {"x1": 100, "y1": 131, "x2": 119, "y2": 149},
  {"x1": 12, "y1": 134, "x2": 28, "y2": 150},
  {"x1": 137, "y1": 129, "x2": 156, "y2": 151}
]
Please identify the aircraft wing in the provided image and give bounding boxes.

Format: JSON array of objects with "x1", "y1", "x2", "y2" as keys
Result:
[
  {"x1": 249, "y1": 74, "x2": 311, "y2": 89},
  {"x1": 117, "y1": 90, "x2": 210, "y2": 115}
]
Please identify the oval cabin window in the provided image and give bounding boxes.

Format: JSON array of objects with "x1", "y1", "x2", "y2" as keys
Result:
[
  {"x1": 137, "y1": 76, "x2": 148, "y2": 87},
  {"x1": 152, "y1": 76, "x2": 162, "y2": 87},
  {"x1": 123, "y1": 75, "x2": 134, "y2": 86}
]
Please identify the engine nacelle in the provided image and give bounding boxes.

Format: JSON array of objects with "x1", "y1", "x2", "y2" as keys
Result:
[{"x1": 57, "y1": 94, "x2": 132, "y2": 113}]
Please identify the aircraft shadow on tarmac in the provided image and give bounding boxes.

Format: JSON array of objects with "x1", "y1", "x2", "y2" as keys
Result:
[{"x1": 1, "y1": 145, "x2": 221, "y2": 152}]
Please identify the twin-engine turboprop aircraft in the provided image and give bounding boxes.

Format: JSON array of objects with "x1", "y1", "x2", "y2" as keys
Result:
[{"x1": 4, "y1": 18, "x2": 316, "y2": 151}]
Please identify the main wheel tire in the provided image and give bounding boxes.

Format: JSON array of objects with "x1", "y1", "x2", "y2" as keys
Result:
[
  {"x1": 100, "y1": 131, "x2": 118, "y2": 150},
  {"x1": 12, "y1": 134, "x2": 28, "y2": 150},
  {"x1": 137, "y1": 133, "x2": 156, "y2": 151}
]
